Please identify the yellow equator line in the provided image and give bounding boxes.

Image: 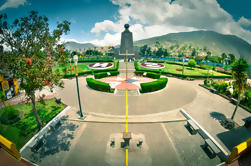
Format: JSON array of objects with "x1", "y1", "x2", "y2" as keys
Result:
[{"x1": 126, "y1": 89, "x2": 128, "y2": 166}]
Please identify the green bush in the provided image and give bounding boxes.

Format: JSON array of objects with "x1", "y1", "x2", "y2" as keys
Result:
[
  {"x1": 0, "y1": 91, "x2": 5, "y2": 102},
  {"x1": 188, "y1": 59, "x2": 197, "y2": 68},
  {"x1": 146, "y1": 72, "x2": 161, "y2": 79},
  {"x1": 211, "y1": 81, "x2": 229, "y2": 94},
  {"x1": 241, "y1": 90, "x2": 251, "y2": 109},
  {"x1": 94, "y1": 71, "x2": 120, "y2": 79},
  {"x1": 134, "y1": 71, "x2": 160, "y2": 79},
  {"x1": 86, "y1": 78, "x2": 113, "y2": 92},
  {"x1": 63, "y1": 70, "x2": 92, "y2": 78},
  {"x1": 140, "y1": 78, "x2": 168, "y2": 93},
  {"x1": 0, "y1": 106, "x2": 20, "y2": 124}
]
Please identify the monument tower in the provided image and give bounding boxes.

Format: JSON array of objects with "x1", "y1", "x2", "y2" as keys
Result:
[{"x1": 119, "y1": 24, "x2": 134, "y2": 56}]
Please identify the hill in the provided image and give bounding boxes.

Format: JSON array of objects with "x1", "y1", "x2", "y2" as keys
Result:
[
  {"x1": 134, "y1": 30, "x2": 251, "y2": 64},
  {"x1": 64, "y1": 41, "x2": 95, "y2": 50}
]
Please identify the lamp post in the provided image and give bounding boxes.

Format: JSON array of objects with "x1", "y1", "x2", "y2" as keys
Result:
[
  {"x1": 69, "y1": 57, "x2": 72, "y2": 79},
  {"x1": 73, "y1": 54, "x2": 84, "y2": 118}
]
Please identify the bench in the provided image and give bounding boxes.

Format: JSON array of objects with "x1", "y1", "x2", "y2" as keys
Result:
[
  {"x1": 187, "y1": 119, "x2": 199, "y2": 135},
  {"x1": 204, "y1": 139, "x2": 220, "y2": 158}
]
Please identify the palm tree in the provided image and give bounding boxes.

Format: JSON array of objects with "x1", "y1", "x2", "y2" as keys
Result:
[{"x1": 231, "y1": 58, "x2": 249, "y2": 120}]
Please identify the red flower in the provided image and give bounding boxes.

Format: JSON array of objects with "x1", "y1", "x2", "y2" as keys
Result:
[
  {"x1": 25, "y1": 58, "x2": 32, "y2": 66},
  {"x1": 58, "y1": 48, "x2": 64, "y2": 53}
]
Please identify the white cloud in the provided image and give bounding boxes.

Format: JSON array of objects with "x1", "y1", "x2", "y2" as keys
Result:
[
  {"x1": 89, "y1": 0, "x2": 251, "y2": 46},
  {"x1": 0, "y1": 0, "x2": 26, "y2": 11},
  {"x1": 238, "y1": 16, "x2": 251, "y2": 28}
]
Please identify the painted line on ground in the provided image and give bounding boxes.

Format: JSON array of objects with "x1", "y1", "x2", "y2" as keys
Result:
[
  {"x1": 62, "y1": 118, "x2": 187, "y2": 124},
  {"x1": 161, "y1": 123, "x2": 184, "y2": 166}
]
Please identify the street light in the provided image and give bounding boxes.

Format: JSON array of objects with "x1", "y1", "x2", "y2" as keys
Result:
[
  {"x1": 69, "y1": 57, "x2": 72, "y2": 79},
  {"x1": 73, "y1": 54, "x2": 84, "y2": 118}
]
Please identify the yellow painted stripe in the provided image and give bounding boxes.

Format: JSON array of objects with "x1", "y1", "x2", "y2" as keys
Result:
[
  {"x1": 126, "y1": 148, "x2": 128, "y2": 166},
  {"x1": 126, "y1": 89, "x2": 128, "y2": 132}
]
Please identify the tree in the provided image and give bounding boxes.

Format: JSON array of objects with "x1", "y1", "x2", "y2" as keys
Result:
[
  {"x1": 191, "y1": 49, "x2": 197, "y2": 57},
  {"x1": 139, "y1": 45, "x2": 148, "y2": 56},
  {"x1": 221, "y1": 53, "x2": 227, "y2": 64},
  {"x1": 228, "y1": 53, "x2": 236, "y2": 64},
  {"x1": 231, "y1": 58, "x2": 249, "y2": 120},
  {"x1": 188, "y1": 59, "x2": 197, "y2": 68},
  {"x1": 0, "y1": 11, "x2": 70, "y2": 129}
]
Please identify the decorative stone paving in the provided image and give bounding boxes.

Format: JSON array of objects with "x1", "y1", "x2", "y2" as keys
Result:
[
  {"x1": 100, "y1": 76, "x2": 154, "y2": 90},
  {"x1": 88, "y1": 62, "x2": 113, "y2": 69},
  {"x1": 140, "y1": 62, "x2": 165, "y2": 69}
]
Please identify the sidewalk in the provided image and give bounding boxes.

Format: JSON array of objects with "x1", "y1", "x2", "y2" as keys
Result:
[{"x1": 0, "y1": 87, "x2": 56, "y2": 108}]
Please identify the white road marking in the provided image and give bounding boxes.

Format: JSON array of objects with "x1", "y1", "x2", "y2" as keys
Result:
[{"x1": 161, "y1": 123, "x2": 184, "y2": 166}]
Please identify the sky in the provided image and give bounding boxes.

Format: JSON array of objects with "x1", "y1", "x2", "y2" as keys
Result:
[{"x1": 1, "y1": 0, "x2": 251, "y2": 46}]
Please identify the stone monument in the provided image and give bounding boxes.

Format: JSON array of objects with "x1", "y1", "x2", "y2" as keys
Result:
[{"x1": 119, "y1": 24, "x2": 134, "y2": 56}]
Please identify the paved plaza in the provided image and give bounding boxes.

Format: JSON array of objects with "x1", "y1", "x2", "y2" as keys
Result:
[{"x1": 21, "y1": 62, "x2": 251, "y2": 166}]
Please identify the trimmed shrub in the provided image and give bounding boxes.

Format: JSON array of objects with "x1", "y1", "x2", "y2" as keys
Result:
[
  {"x1": 140, "y1": 78, "x2": 168, "y2": 93},
  {"x1": 146, "y1": 72, "x2": 161, "y2": 79},
  {"x1": 134, "y1": 71, "x2": 161, "y2": 79},
  {"x1": 94, "y1": 71, "x2": 120, "y2": 79},
  {"x1": 86, "y1": 78, "x2": 113, "y2": 93},
  {"x1": 0, "y1": 106, "x2": 20, "y2": 124},
  {"x1": 63, "y1": 70, "x2": 92, "y2": 78}
]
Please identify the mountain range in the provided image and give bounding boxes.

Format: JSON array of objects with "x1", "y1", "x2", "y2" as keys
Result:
[
  {"x1": 64, "y1": 30, "x2": 251, "y2": 65},
  {"x1": 64, "y1": 41, "x2": 95, "y2": 50}
]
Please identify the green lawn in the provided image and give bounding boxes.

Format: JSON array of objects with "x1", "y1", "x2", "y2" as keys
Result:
[
  {"x1": 162, "y1": 63, "x2": 229, "y2": 77},
  {"x1": 0, "y1": 99, "x2": 66, "y2": 150},
  {"x1": 137, "y1": 62, "x2": 231, "y2": 77},
  {"x1": 53, "y1": 61, "x2": 118, "y2": 75},
  {"x1": 53, "y1": 62, "x2": 93, "y2": 75}
]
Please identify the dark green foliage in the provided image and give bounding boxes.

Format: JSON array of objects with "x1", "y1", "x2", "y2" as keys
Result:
[
  {"x1": 241, "y1": 90, "x2": 251, "y2": 109},
  {"x1": 86, "y1": 78, "x2": 113, "y2": 93},
  {"x1": 204, "y1": 79, "x2": 210, "y2": 86},
  {"x1": 0, "y1": 106, "x2": 20, "y2": 124},
  {"x1": 94, "y1": 71, "x2": 120, "y2": 79},
  {"x1": 134, "y1": 71, "x2": 160, "y2": 79},
  {"x1": 63, "y1": 70, "x2": 92, "y2": 78},
  {"x1": 72, "y1": 59, "x2": 113, "y2": 63},
  {"x1": 140, "y1": 78, "x2": 168, "y2": 93},
  {"x1": 0, "y1": 91, "x2": 5, "y2": 102},
  {"x1": 146, "y1": 60, "x2": 165, "y2": 63}
]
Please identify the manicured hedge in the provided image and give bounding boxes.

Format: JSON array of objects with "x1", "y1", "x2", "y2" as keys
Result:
[
  {"x1": 140, "y1": 78, "x2": 168, "y2": 93},
  {"x1": 70, "y1": 59, "x2": 113, "y2": 63},
  {"x1": 63, "y1": 70, "x2": 92, "y2": 78},
  {"x1": 86, "y1": 78, "x2": 113, "y2": 93},
  {"x1": 134, "y1": 71, "x2": 161, "y2": 79},
  {"x1": 94, "y1": 71, "x2": 120, "y2": 79}
]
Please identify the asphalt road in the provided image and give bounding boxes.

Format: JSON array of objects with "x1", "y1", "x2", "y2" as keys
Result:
[{"x1": 21, "y1": 62, "x2": 251, "y2": 166}]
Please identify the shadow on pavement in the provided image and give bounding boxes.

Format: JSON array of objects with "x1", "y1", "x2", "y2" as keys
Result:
[
  {"x1": 28, "y1": 116, "x2": 79, "y2": 163},
  {"x1": 210, "y1": 112, "x2": 227, "y2": 121},
  {"x1": 217, "y1": 126, "x2": 251, "y2": 152}
]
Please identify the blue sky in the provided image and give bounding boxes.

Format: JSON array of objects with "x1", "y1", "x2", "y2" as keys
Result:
[{"x1": 1, "y1": 0, "x2": 251, "y2": 45}]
